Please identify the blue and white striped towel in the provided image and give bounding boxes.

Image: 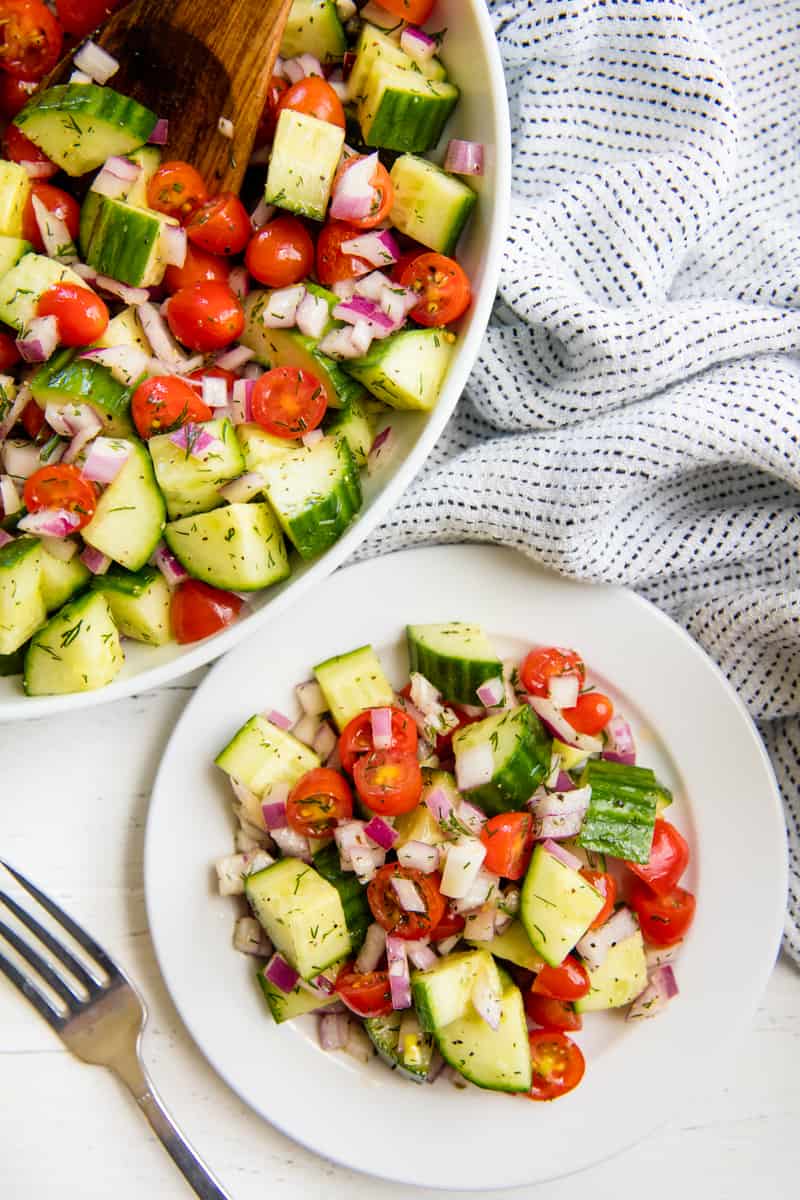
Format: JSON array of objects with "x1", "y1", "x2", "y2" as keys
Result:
[{"x1": 361, "y1": 0, "x2": 800, "y2": 963}]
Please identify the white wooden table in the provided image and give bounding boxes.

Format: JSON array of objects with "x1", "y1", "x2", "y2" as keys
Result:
[{"x1": 2, "y1": 675, "x2": 798, "y2": 1199}]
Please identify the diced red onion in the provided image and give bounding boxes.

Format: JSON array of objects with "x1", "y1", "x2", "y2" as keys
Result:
[
  {"x1": 217, "y1": 116, "x2": 234, "y2": 139},
  {"x1": 233, "y1": 915, "x2": 272, "y2": 957},
  {"x1": 169, "y1": 424, "x2": 219, "y2": 457},
  {"x1": 364, "y1": 815, "x2": 397, "y2": 850},
  {"x1": 62, "y1": 410, "x2": 103, "y2": 464},
  {"x1": 250, "y1": 199, "x2": 276, "y2": 233},
  {"x1": 330, "y1": 152, "x2": 381, "y2": 224},
  {"x1": 296, "y1": 679, "x2": 327, "y2": 716},
  {"x1": 451, "y1": 868, "x2": 500, "y2": 914},
  {"x1": 90, "y1": 156, "x2": 140, "y2": 201},
  {"x1": 334, "y1": 820, "x2": 368, "y2": 868},
  {"x1": 397, "y1": 840, "x2": 439, "y2": 874},
  {"x1": 391, "y1": 876, "x2": 425, "y2": 913},
  {"x1": 603, "y1": 714, "x2": 637, "y2": 765},
  {"x1": 31, "y1": 195, "x2": 76, "y2": 262},
  {"x1": 291, "y1": 712, "x2": 321, "y2": 748},
  {"x1": 547, "y1": 673, "x2": 580, "y2": 709},
  {"x1": 150, "y1": 542, "x2": 189, "y2": 586},
  {"x1": 444, "y1": 139, "x2": 485, "y2": 177},
  {"x1": 627, "y1": 965, "x2": 679, "y2": 1021},
  {"x1": 464, "y1": 903, "x2": 497, "y2": 941},
  {"x1": 471, "y1": 965, "x2": 501, "y2": 1031},
  {"x1": 200, "y1": 375, "x2": 228, "y2": 409},
  {"x1": 218, "y1": 471, "x2": 263, "y2": 503},
  {"x1": 436, "y1": 933, "x2": 461, "y2": 956},
  {"x1": 265, "y1": 708, "x2": 292, "y2": 731},
  {"x1": 148, "y1": 118, "x2": 169, "y2": 145},
  {"x1": 440, "y1": 839, "x2": 487, "y2": 899},
  {"x1": 79, "y1": 345, "x2": 150, "y2": 387},
  {"x1": 0, "y1": 530, "x2": 13, "y2": 548},
  {"x1": 386, "y1": 936, "x2": 412, "y2": 1010},
  {"x1": 319, "y1": 1011, "x2": 349, "y2": 1050},
  {"x1": 0, "y1": 385, "x2": 31, "y2": 440},
  {"x1": 541, "y1": 838, "x2": 583, "y2": 872},
  {"x1": 2, "y1": 438, "x2": 40, "y2": 479},
  {"x1": 18, "y1": 508, "x2": 81, "y2": 537},
  {"x1": 72, "y1": 265, "x2": 149, "y2": 307},
  {"x1": 576, "y1": 906, "x2": 639, "y2": 971},
  {"x1": 333, "y1": 295, "x2": 397, "y2": 339},
  {"x1": 74, "y1": 39, "x2": 119, "y2": 83},
  {"x1": 79, "y1": 545, "x2": 111, "y2": 574},
  {"x1": 138, "y1": 301, "x2": 186, "y2": 362},
  {"x1": 368, "y1": 706, "x2": 392, "y2": 751},
  {"x1": 406, "y1": 940, "x2": 437, "y2": 970},
  {"x1": 380, "y1": 284, "x2": 416, "y2": 325},
  {"x1": 16, "y1": 316, "x2": 59, "y2": 363},
  {"x1": 314, "y1": 720, "x2": 337, "y2": 761},
  {"x1": 528, "y1": 695, "x2": 604, "y2": 755},
  {"x1": 295, "y1": 291, "x2": 330, "y2": 340},
  {"x1": 43, "y1": 402, "x2": 72, "y2": 437},
  {"x1": 455, "y1": 742, "x2": 494, "y2": 792},
  {"x1": 284, "y1": 53, "x2": 322, "y2": 83},
  {"x1": 261, "y1": 787, "x2": 288, "y2": 831},
  {"x1": 457, "y1": 800, "x2": 487, "y2": 836},
  {"x1": 344, "y1": 1020, "x2": 373, "y2": 1064},
  {"x1": 222, "y1": 266, "x2": 248, "y2": 302},
  {"x1": 162, "y1": 224, "x2": 187, "y2": 268},
  {"x1": 341, "y1": 230, "x2": 400, "y2": 269},
  {"x1": 335, "y1": 0, "x2": 357, "y2": 22},
  {"x1": 410, "y1": 672, "x2": 441, "y2": 714},
  {"x1": 555, "y1": 770, "x2": 576, "y2": 792},
  {"x1": 353, "y1": 271, "x2": 389, "y2": 302},
  {"x1": 213, "y1": 345, "x2": 252, "y2": 373},
  {"x1": 0, "y1": 474, "x2": 21, "y2": 517},
  {"x1": 301, "y1": 429, "x2": 323, "y2": 449},
  {"x1": 263, "y1": 953, "x2": 299, "y2": 993},
  {"x1": 20, "y1": 160, "x2": 57, "y2": 181},
  {"x1": 230, "y1": 378, "x2": 254, "y2": 424},
  {"x1": 355, "y1": 922, "x2": 386, "y2": 973},
  {"x1": 400, "y1": 25, "x2": 438, "y2": 61},
  {"x1": 318, "y1": 326, "x2": 366, "y2": 360},
  {"x1": 331, "y1": 278, "x2": 357, "y2": 301},
  {"x1": 261, "y1": 284, "x2": 306, "y2": 328},
  {"x1": 424, "y1": 785, "x2": 453, "y2": 824},
  {"x1": 530, "y1": 785, "x2": 591, "y2": 840},
  {"x1": 476, "y1": 675, "x2": 504, "y2": 707},
  {"x1": 367, "y1": 424, "x2": 395, "y2": 475},
  {"x1": 70, "y1": 69, "x2": 93, "y2": 84},
  {"x1": 271, "y1": 824, "x2": 311, "y2": 861},
  {"x1": 360, "y1": 1, "x2": 404, "y2": 33}
]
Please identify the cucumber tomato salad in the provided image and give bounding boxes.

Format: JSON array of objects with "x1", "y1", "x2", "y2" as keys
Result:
[
  {"x1": 0, "y1": 0, "x2": 479, "y2": 697},
  {"x1": 215, "y1": 624, "x2": 696, "y2": 1101}
]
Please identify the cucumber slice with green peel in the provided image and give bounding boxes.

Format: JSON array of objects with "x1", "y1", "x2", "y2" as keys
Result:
[
  {"x1": 236, "y1": 423, "x2": 296, "y2": 476},
  {"x1": 312, "y1": 842, "x2": 370, "y2": 954},
  {"x1": 0, "y1": 163, "x2": 30, "y2": 238},
  {"x1": 164, "y1": 502, "x2": 290, "y2": 592},
  {"x1": 256, "y1": 958, "x2": 344, "y2": 1024},
  {"x1": 452, "y1": 705, "x2": 551, "y2": 816},
  {"x1": 40, "y1": 547, "x2": 89, "y2": 613},
  {"x1": 0, "y1": 644, "x2": 26, "y2": 676},
  {"x1": 0, "y1": 536, "x2": 44, "y2": 656},
  {"x1": 412, "y1": 949, "x2": 499, "y2": 1033},
  {"x1": 345, "y1": 328, "x2": 455, "y2": 412},
  {"x1": 0, "y1": 254, "x2": 93, "y2": 332},
  {"x1": 520, "y1": 843, "x2": 605, "y2": 968},
  {"x1": 265, "y1": 109, "x2": 344, "y2": 221},
  {"x1": 407, "y1": 622, "x2": 502, "y2": 706},
  {"x1": 80, "y1": 193, "x2": 178, "y2": 287},
  {"x1": 120, "y1": 145, "x2": 161, "y2": 209},
  {"x1": 577, "y1": 760, "x2": 666, "y2": 864},
  {"x1": 347, "y1": 24, "x2": 446, "y2": 103},
  {"x1": 148, "y1": 418, "x2": 245, "y2": 520},
  {"x1": 574, "y1": 931, "x2": 648, "y2": 1013},
  {"x1": 82, "y1": 439, "x2": 165, "y2": 570},
  {"x1": 31, "y1": 349, "x2": 136, "y2": 436},
  {"x1": 245, "y1": 858, "x2": 351, "y2": 979},
  {"x1": 280, "y1": 0, "x2": 346, "y2": 62},
  {"x1": 364, "y1": 1011, "x2": 435, "y2": 1082},
  {"x1": 435, "y1": 979, "x2": 532, "y2": 1093},
  {"x1": 467, "y1": 920, "x2": 546, "y2": 973},
  {"x1": 260, "y1": 435, "x2": 362, "y2": 560},
  {"x1": 0, "y1": 234, "x2": 32, "y2": 275},
  {"x1": 313, "y1": 643, "x2": 394, "y2": 730},
  {"x1": 89, "y1": 565, "x2": 171, "y2": 645},
  {"x1": 358, "y1": 66, "x2": 459, "y2": 154},
  {"x1": 23, "y1": 591, "x2": 123, "y2": 696},
  {"x1": 15, "y1": 84, "x2": 157, "y2": 176},
  {"x1": 389, "y1": 155, "x2": 477, "y2": 256},
  {"x1": 216, "y1": 713, "x2": 320, "y2": 801},
  {"x1": 322, "y1": 394, "x2": 373, "y2": 467},
  {"x1": 93, "y1": 305, "x2": 149, "y2": 353}
]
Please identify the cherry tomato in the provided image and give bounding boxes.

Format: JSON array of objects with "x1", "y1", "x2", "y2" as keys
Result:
[
  {"x1": 21, "y1": 182, "x2": 80, "y2": 254},
  {"x1": 331, "y1": 155, "x2": 393, "y2": 229},
  {"x1": 19, "y1": 397, "x2": 43, "y2": 438},
  {"x1": 580, "y1": 868, "x2": 617, "y2": 930},
  {"x1": 186, "y1": 365, "x2": 237, "y2": 398},
  {"x1": 400, "y1": 252, "x2": 471, "y2": 327},
  {"x1": 23, "y1": 463, "x2": 95, "y2": 528},
  {"x1": 625, "y1": 819, "x2": 689, "y2": 897},
  {"x1": 629, "y1": 880, "x2": 696, "y2": 947},
  {"x1": 0, "y1": 0, "x2": 62, "y2": 80},
  {"x1": 163, "y1": 243, "x2": 230, "y2": 294},
  {"x1": 562, "y1": 691, "x2": 614, "y2": 735},
  {"x1": 245, "y1": 216, "x2": 314, "y2": 288},
  {"x1": 55, "y1": 0, "x2": 124, "y2": 39},
  {"x1": 526, "y1": 1030, "x2": 585, "y2": 1102},
  {"x1": 250, "y1": 365, "x2": 326, "y2": 439},
  {"x1": 429, "y1": 909, "x2": 466, "y2": 941},
  {"x1": 255, "y1": 74, "x2": 288, "y2": 147},
  {"x1": 147, "y1": 160, "x2": 208, "y2": 223},
  {"x1": 37, "y1": 282, "x2": 108, "y2": 346},
  {"x1": 531, "y1": 955, "x2": 590, "y2": 1002},
  {"x1": 335, "y1": 965, "x2": 393, "y2": 1018},
  {"x1": 367, "y1": 863, "x2": 446, "y2": 941},
  {"x1": 0, "y1": 73, "x2": 38, "y2": 119},
  {"x1": 276, "y1": 75, "x2": 345, "y2": 129},
  {"x1": 287, "y1": 767, "x2": 353, "y2": 838},
  {"x1": 389, "y1": 246, "x2": 427, "y2": 285},
  {"x1": 131, "y1": 375, "x2": 212, "y2": 439},
  {"x1": 166, "y1": 282, "x2": 244, "y2": 352},
  {"x1": 353, "y1": 748, "x2": 423, "y2": 816},
  {"x1": 0, "y1": 329, "x2": 20, "y2": 372},
  {"x1": 171, "y1": 579, "x2": 243, "y2": 645},
  {"x1": 186, "y1": 192, "x2": 250, "y2": 256},
  {"x1": 374, "y1": 0, "x2": 434, "y2": 23},
  {"x1": 338, "y1": 706, "x2": 418, "y2": 775},
  {"x1": 524, "y1": 993, "x2": 583, "y2": 1033},
  {"x1": 315, "y1": 220, "x2": 373, "y2": 285},
  {"x1": 3, "y1": 121, "x2": 53, "y2": 169},
  {"x1": 519, "y1": 646, "x2": 585, "y2": 697},
  {"x1": 479, "y1": 812, "x2": 533, "y2": 881}
]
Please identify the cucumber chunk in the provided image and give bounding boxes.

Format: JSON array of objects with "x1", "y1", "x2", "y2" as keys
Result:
[
  {"x1": 0, "y1": 254, "x2": 93, "y2": 332},
  {"x1": 15, "y1": 84, "x2": 157, "y2": 176},
  {"x1": 313, "y1": 643, "x2": 394, "y2": 730},
  {"x1": 467, "y1": 920, "x2": 546, "y2": 973},
  {"x1": 347, "y1": 24, "x2": 446, "y2": 103},
  {"x1": 82, "y1": 439, "x2": 165, "y2": 570},
  {"x1": 390, "y1": 154, "x2": 477, "y2": 256},
  {"x1": 407, "y1": 622, "x2": 502, "y2": 706},
  {"x1": 394, "y1": 793, "x2": 447, "y2": 848},
  {"x1": 256, "y1": 958, "x2": 343, "y2": 1024},
  {"x1": 436, "y1": 979, "x2": 531, "y2": 1093},
  {"x1": 31, "y1": 349, "x2": 136, "y2": 436},
  {"x1": 452, "y1": 705, "x2": 551, "y2": 815},
  {"x1": 412, "y1": 948, "x2": 498, "y2": 1033},
  {"x1": 345, "y1": 328, "x2": 455, "y2": 411},
  {"x1": 575, "y1": 930, "x2": 648, "y2": 1013},
  {"x1": 280, "y1": 0, "x2": 346, "y2": 62},
  {"x1": 520, "y1": 843, "x2": 605, "y2": 968},
  {"x1": 312, "y1": 841, "x2": 370, "y2": 953},
  {"x1": 164, "y1": 502, "x2": 290, "y2": 592},
  {"x1": 323, "y1": 393, "x2": 374, "y2": 467},
  {"x1": 245, "y1": 858, "x2": 351, "y2": 979},
  {"x1": 260, "y1": 435, "x2": 362, "y2": 560},
  {"x1": 89, "y1": 565, "x2": 171, "y2": 645},
  {"x1": 265, "y1": 109, "x2": 344, "y2": 221},
  {"x1": 40, "y1": 547, "x2": 89, "y2": 613},
  {"x1": 236, "y1": 423, "x2": 296, "y2": 476},
  {"x1": 364, "y1": 1010, "x2": 435, "y2": 1082},
  {"x1": 0, "y1": 233, "x2": 32, "y2": 275},
  {"x1": 577, "y1": 760, "x2": 667, "y2": 864},
  {"x1": 80, "y1": 193, "x2": 178, "y2": 287},
  {"x1": 94, "y1": 305, "x2": 149, "y2": 353},
  {"x1": 216, "y1": 713, "x2": 320, "y2": 804},
  {"x1": 359, "y1": 66, "x2": 459, "y2": 154},
  {"x1": 148, "y1": 419, "x2": 245, "y2": 520},
  {"x1": 24, "y1": 591, "x2": 123, "y2": 696},
  {"x1": 0, "y1": 163, "x2": 30, "y2": 238},
  {"x1": 0, "y1": 536, "x2": 44, "y2": 655},
  {"x1": 118, "y1": 145, "x2": 161, "y2": 209}
]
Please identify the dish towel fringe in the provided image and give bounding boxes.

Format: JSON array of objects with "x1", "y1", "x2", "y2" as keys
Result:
[{"x1": 359, "y1": 0, "x2": 800, "y2": 964}]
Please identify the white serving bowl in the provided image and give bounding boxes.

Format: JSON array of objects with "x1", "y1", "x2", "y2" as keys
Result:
[{"x1": 0, "y1": 0, "x2": 511, "y2": 722}]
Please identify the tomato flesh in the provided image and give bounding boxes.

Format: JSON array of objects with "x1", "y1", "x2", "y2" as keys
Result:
[
  {"x1": 338, "y1": 706, "x2": 418, "y2": 775},
  {"x1": 367, "y1": 863, "x2": 446, "y2": 940},
  {"x1": 526, "y1": 1030, "x2": 586, "y2": 1101},
  {"x1": 429, "y1": 909, "x2": 466, "y2": 941},
  {"x1": 0, "y1": 73, "x2": 39, "y2": 119},
  {"x1": 131, "y1": 375, "x2": 212, "y2": 439},
  {"x1": 524, "y1": 993, "x2": 583, "y2": 1033},
  {"x1": 519, "y1": 646, "x2": 585, "y2": 697},
  {"x1": 147, "y1": 160, "x2": 208, "y2": 222},
  {"x1": 166, "y1": 282, "x2": 244, "y2": 352},
  {"x1": 251, "y1": 365, "x2": 326, "y2": 439},
  {"x1": 255, "y1": 75, "x2": 289, "y2": 147},
  {"x1": 0, "y1": 0, "x2": 62, "y2": 79},
  {"x1": 0, "y1": 329, "x2": 20, "y2": 373},
  {"x1": 562, "y1": 691, "x2": 614, "y2": 735},
  {"x1": 20, "y1": 396, "x2": 43, "y2": 437},
  {"x1": 245, "y1": 216, "x2": 314, "y2": 288},
  {"x1": 531, "y1": 955, "x2": 590, "y2": 1001},
  {"x1": 164, "y1": 244, "x2": 230, "y2": 293},
  {"x1": 186, "y1": 192, "x2": 250, "y2": 256},
  {"x1": 171, "y1": 579, "x2": 243, "y2": 644},
  {"x1": 276, "y1": 76, "x2": 345, "y2": 129},
  {"x1": 580, "y1": 868, "x2": 617, "y2": 929},
  {"x1": 23, "y1": 463, "x2": 96, "y2": 528},
  {"x1": 316, "y1": 220, "x2": 373, "y2": 285},
  {"x1": 479, "y1": 812, "x2": 533, "y2": 880},
  {"x1": 354, "y1": 748, "x2": 422, "y2": 816},
  {"x1": 287, "y1": 767, "x2": 353, "y2": 838},
  {"x1": 3, "y1": 121, "x2": 52, "y2": 168},
  {"x1": 55, "y1": 0, "x2": 124, "y2": 39},
  {"x1": 37, "y1": 283, "x2": 109, "y2": 346},
  {"x1": 400, "y1": 252, "x2": 471, "y2": 327},
  {"x1": 629, "y1": 880, "x2": 696, "y2": 947},
  {"x1": 375, "y1": 0, "x2": 435, "y2": 23},
  {"x1": 625, "y1": 819, "x2": 689, "y2": 897},
  {"x1": 335, "y1": 966, "x2": 393, "y2": 1018}
]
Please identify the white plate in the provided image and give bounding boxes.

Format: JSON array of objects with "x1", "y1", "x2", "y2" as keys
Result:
[
  {"x1": 0, "y1": 0, "x2": 511, "y2": 721},
  {"x1": 145, "y1": 545, "x2": 787, "y2": 1190}
]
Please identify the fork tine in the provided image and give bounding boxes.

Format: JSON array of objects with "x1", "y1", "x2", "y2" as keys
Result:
[
  {"x1": 0, "y1": 890, "x2": 100, "y2": 995},
  {"x1": 0, "y1": 947, "x2": 66, "y2": 1030},
  {"x1": 0, "y1": 917, "x2": 77, "y2": 1012},
  {"x1": 0, "y1": 860, "x2": 119, "y2": 980}
]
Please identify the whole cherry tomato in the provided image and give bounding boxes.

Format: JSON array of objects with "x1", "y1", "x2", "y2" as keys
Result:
[
  {"x1": 37, "y1": 283, "x2": 108, "y2": 346},
  {"x1": 186, "y1": 192, "x2": 250, "y2": 256},
  {"x1": 367, "y1": 863, "x2": 446, "y2": 940},
  {"x1": 562, "y1": 692, "x2": 614, "y2": 735},
  {"x1": 250, "y1": 366, "x2": 326, "y2": 439},
  {"x1": 286, "y1": 767, "x2": 353, "y2": 838},
  {"x1": 23, "y1": 463, "x2": 96, "y2": 528},
  {"x1": 131, "y1": 375, "x2": 212, "y2": 439},
  {"x1": 165, "y1": 282, "x2": 244, "y2": 352},
  {"x1": 147, "y1": 160, "x2": 208, "y2": 222},
  {"x1": 245, "y1": 216, "x2": 314, "y2": 288},
  {"x1": 163, "y1": 244, "x2": 230, "y2": 293},
  {"x1": 276, "y1": 76, "x2": 345, "y2": 129},
  {"x1": 400, "y1": 252, "x2": 472, "y2": 327},
  {"x1": 625, "y1": 819, "x2": 690, "y2": 897},
  {"x1": 526, "y1": 1030, "x2": 585, "y2": 1102}
]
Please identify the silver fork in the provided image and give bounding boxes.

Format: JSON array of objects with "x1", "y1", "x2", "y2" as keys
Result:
[{"x1": 0, "y1": 859, "x2": 232, "y2": 1200}]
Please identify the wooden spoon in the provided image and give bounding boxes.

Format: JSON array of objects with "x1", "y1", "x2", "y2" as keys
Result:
[{"x1": 47, "y1": 0, "x2": 293, "y2": 193}]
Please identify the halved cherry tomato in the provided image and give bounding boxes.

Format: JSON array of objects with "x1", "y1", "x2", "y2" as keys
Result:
[
  {"x1": 335, "y1": 965, "x2": 393, "y2": 1018},
  {"x1": 375, "y1": 0, "x2": 434, "y2": 23},
  {"x1": 37, "y1": 282, "x2": 108, "y2": 345},
  {"x1": 563, "y1": 691, "x2": 613, "y2": 735},
  {"x1": 625, "y1": 819, "x2": 689, "y2": 897},
  {"x1": 163, "y1": 243, "x2": 230, "y2": 293},
  {"x1": 23, "y1": 463, "x2": 96, "y2": 528},
  {"x1": 0, "y1": 329, "x2": 20, "y2": 373},
  {"x1": 245, "y1": 216, "x2": 314, "y2": 288},
  {"x1": 429, "y1": 909, "x2": 466, "y2": 941},
  {"x1": 338, "y1": 706, "x2": 418, "y2": 775},
  {"x1": 3, "y1": 121, "x2": 52, "y2": 170},
  {"x1": 580, "y1": 868, "x2": 617, "y2": 930},
  {"x1": 519, "y1": 646, "x2": 585, "y2": 697},
  {"x1": 353, "y1": 748, "x2": 422, "y2": 816},
  {"x1": 186, "y1": 192, "x2": 250, "y2": 255},
  {"x1": 287, "y1": 767, "x2": 353, "y2": 838},
  {"x1": 147, "y1": 160, "x2": 208, "y2": 222},
  {"x1": 526, "y1": 1030, "x2": 585, "y2": 1101},
  {"x1": 276, "y1": 75, "x2": 345, "y2": 129},
  {"x1": 400, "y1": 252, "x2": 471, "y2": 327},
  {"x1": 55, "y1": 0, "x2": 124, "y2": 39},
  {"x1": 0, "y1": 73, "x2": 38, "y2": 119},
  {"x1": 255, "y1": 74, "x2": 288, "y2": 147},
  {"x1": 629, "y1": 880, "x2": 696, "y2": 947},
  {"x1": 171, "y1": 579, "x2": 243, "y2": 644},
  {"x1": 131, "y1": 375, "x2": 212, "y2": 439},
  {"x1": 315, "y1": 220, "x2": 373, "y2": 285},
  {"x1": 479, "y1": 812, "x2": 533, "y2": 881},
  {"x1": 250, "y1": 365, "x2": 326, "y2": 439},
  {"x1": 331, "y1": 155, "x2": 393, "y2": 229},
  {"x1": 389, "y1": 243, "x2": 427, "y2": 285},
  {"x1": 186, "y1": 365, "x2": 237, "y2": 399},
  {"x1": 524, "y1": 993, "x2": 583, "y2": 1033},
  {"x1": 21, "y1": 182, "x2": 80, "y2": 253},
  {"x1": 166, "y1": 281, "x2": 244, "y2": 352},
  {"x1": 367, "y1": 863, "x2": 446, "y2": 940},
  {"x1": 20, "y1": 397, "x2": 43, "y2": 437},
  {"x1": 0, "y1": 0, "x2": 62, "y2": 79},
  {"x1": 531, "y1": 954, "x2": 590, "y2": 1001}
]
